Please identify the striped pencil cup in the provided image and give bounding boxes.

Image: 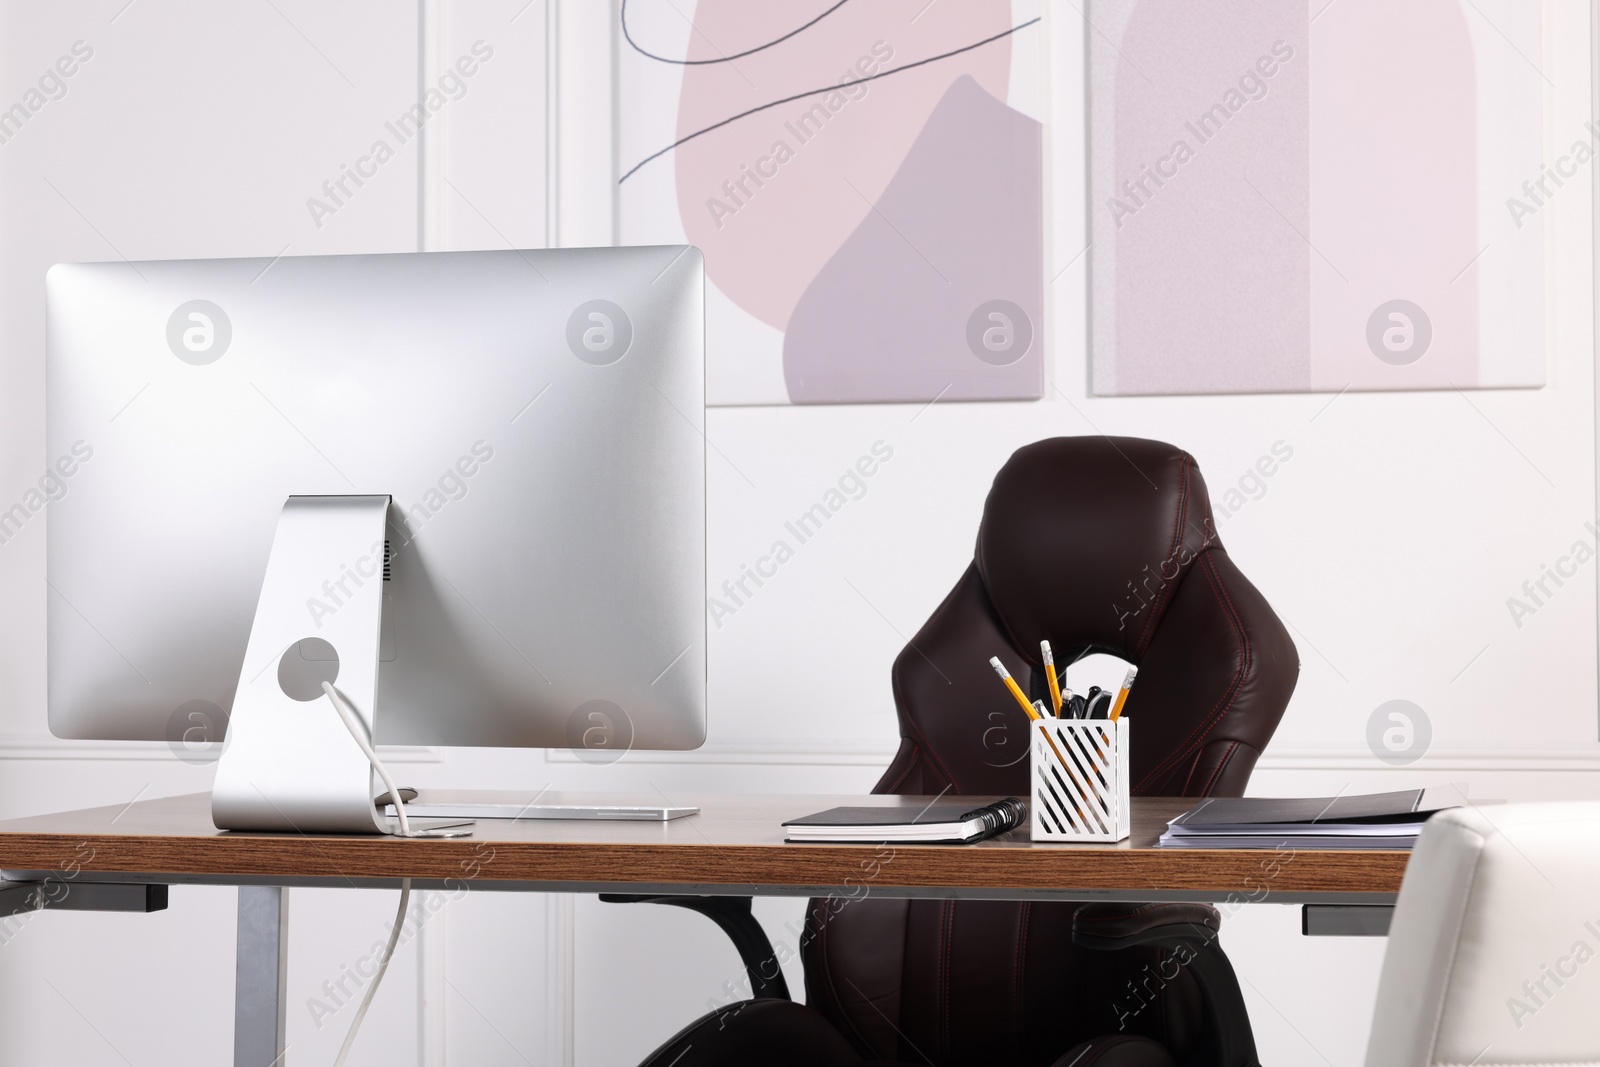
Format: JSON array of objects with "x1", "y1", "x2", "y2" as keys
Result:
[{"x1": 1030, "y1": 717, "x2": 1130, "y2": 842}]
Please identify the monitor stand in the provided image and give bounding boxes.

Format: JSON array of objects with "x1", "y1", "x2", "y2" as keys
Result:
[{"x1": 211, "y1": 495, "x2": 471, "y2": 837}]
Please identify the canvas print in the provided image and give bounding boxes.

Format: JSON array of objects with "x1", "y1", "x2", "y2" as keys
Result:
[
  {"x1": 618, "y1": 0, "x2": 1044, "y2": 406},
  {"x1": 1088, "y1": 0, "x2": 1546, "y2": 395}
]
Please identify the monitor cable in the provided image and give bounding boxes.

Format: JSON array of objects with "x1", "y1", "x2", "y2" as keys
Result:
[
  {"x1": 322, "y1": 680, "x2": 416, "y2": 1066},
  {"x1": 322, "y1": 680, "x2": 412, "y2": 837},
  {"x1": 332, "y1": 875, "x2": 410, "y2": 1067}
]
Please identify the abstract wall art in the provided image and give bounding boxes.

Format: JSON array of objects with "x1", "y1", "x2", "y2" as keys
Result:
[
  {"x1": 618, "y1": 0, "x2": 1044, "y2": 406},
  {"x1": 1088, "y1": 0, "x2": 1546, "y2": 395}
]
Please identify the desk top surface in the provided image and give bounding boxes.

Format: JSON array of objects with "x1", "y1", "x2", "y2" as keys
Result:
[{"x1": 0, "y1": 792, "x2": 1409, "y2": 903}]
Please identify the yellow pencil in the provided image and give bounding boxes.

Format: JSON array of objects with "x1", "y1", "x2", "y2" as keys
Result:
[
  {"x1": 990, "y1": 658, "x2": 1077, "y2": 805},
  {"x1": 989, "y1": 657, "x2": 1041, "y2": 721},
  {"x1": 1041, "y1": 640, "x2": 1063, "y2": 714},
  {"x1": 1109, "y1": 666, "x2": 1138, "y2": 722}
]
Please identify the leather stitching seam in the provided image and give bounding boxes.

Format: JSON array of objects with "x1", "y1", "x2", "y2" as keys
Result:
[
  {"x1": 1012, "y1": 902, "x2": 1030, "y2": 1049},
  {"x1": 1133, "y1": 551, "x2": 1249, "y2": 793},
  {"x1": 816, "y1": 892, "x2": 877, "y2": 1058},
  {"x1": 940, "y1": 900, "x2": 954, "y2": 1059},
  {"x1": 882, "y1": 746, "x2": 920, "y2": 794},
  {"x1": 1198, "y1": 740, "x2": 1240, "y2": 796},
  {"x1": 1135, "y1": 453, "x2": 1191, "y2": 656}
]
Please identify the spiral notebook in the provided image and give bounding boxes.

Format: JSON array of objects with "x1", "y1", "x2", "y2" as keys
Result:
[{"x1": 783, "y1": 797, "x2": 1026, "y2": 844}]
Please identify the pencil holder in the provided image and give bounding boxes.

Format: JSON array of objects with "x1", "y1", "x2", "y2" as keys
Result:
[{"x1": 1030, "y1": 717, "x2": 1130, "y2": 842}]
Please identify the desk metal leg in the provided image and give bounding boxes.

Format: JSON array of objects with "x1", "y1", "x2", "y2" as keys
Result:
[{"x1": 235, "y1": 886, "x2": 289, "y2": 1067}]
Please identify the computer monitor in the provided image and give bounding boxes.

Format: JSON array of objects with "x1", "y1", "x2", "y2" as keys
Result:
[{"x1": 45, "y1": 246, "x2": 706, "y2": 830}]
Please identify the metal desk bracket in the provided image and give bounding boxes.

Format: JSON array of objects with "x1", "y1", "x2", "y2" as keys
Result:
[
  {"x1": 0, "y1": 880, "x2": 167, "y2": 917},
  {"x1": 1302, "y1": 904, "x2": 1393, "y2": 936}
]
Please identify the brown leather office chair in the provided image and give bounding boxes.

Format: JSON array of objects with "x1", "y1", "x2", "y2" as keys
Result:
[{"x1": 621, "y1": 436, "x2": 1299, "y2": 1067}]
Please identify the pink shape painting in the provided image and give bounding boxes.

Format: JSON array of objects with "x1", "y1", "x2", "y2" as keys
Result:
[
  {"x1": 618, "y1": 0, "x2": 1045, "y2": 405},
  {"x1": 1089, "y1": 0, "x2": 1544, "y2": 395},
  {"x1": 784, "y1": 76, "x2": 1043, "y2": 403}
]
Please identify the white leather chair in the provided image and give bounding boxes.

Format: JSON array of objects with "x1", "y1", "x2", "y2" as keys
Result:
[{"x1": 1366, "y1": 801, "x2": 1600, "y2": 1066}]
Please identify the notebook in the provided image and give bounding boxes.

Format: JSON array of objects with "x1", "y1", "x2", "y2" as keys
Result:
[
  {"x1": 783, "y1": 797, "x2": 1026, "y2": 844},
  {"x1": 1158, "y1": 789, "x2": 1448, "y2": 850}
]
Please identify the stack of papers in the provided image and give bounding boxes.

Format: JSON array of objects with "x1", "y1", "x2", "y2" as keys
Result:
[{"x1": 1158, "y1": 790, "x2": 1443, "y2": 850}]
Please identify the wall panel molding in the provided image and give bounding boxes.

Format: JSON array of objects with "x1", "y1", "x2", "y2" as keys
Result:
[
  {"x1": 546, "y1": 893, "x2": 575, "y2": 1067},
  {"x1": 10, "y1": 734, "x2": 1593, "y2": 773},
  {"x1": 548, "y1": 738, "x2": 1600, "y2": 773},
  {"x1": 550, "y1": 0, "x2": 615, "y2": 246},
  {"x1": 0, "y1": 735, "x2": 442, "y2": 763}
]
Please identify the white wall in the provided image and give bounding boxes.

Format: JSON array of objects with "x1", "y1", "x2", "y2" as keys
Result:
[
  {"x1": 0, "y1": 2, "x2": 560, "y2": 1065},
  {"x1": 0, "y1": 2, "x2": 1595, "y2": 1066}
]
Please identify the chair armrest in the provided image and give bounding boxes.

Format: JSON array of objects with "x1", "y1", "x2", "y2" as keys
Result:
[
  {"x1": 1073, "y1": 903, "x2": 1259, "y2": 1067},
  {"x1": 598, "y1": 894, "x2": 790, "y2": 1001},
  {"x1": 1071, "y1": 902, "x2": 1220, "y2": 949}
]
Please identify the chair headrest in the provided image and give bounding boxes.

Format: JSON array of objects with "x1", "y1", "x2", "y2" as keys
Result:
[{"x1": 974, "y1": 436, "x2": 1219, "y2": 664}]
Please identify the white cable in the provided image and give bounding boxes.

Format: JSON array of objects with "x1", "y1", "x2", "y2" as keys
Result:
[
  {"x1": 321, "y1": 681, "x2": 414, "y2": 1066},
  {"x1": 332, "y1": 876, "x2": 411, "y2": 1067},
  {"x1": 321, "y1": 681, "x2": 411, "y2": 838}
]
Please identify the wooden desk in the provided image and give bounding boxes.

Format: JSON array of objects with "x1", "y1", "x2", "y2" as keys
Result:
[
  {"x1": 0, "y1": 791, "x2": 1407, "y2": 902},
  {"x1": 0, "y1": 792, "x2": 1409, "y2": 1066}
]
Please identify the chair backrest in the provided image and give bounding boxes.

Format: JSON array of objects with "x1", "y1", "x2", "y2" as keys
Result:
[
  {"x1": 878, "y1": 435, "x2": 1298, "y2": 797},
  {"x1": 1366, "y1": 802, "x2": 1600, "y2": 1067},
  {"x1": 802, "y1": 437, "x2": 1300, "y2": 1065}
]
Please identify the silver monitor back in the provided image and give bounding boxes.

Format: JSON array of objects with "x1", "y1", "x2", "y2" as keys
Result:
[{"x1": 46, "y1": 246, "x2": 705, "y2": 751}]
